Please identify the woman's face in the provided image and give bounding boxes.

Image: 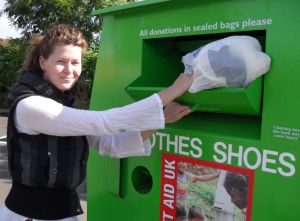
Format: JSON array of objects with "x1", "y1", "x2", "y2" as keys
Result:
[{"x1": 39, "y1": 43, "x2": 82, "y2": 91}]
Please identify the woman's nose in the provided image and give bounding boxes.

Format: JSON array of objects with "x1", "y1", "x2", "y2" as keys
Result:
[{"x1": 63, "y1": 62, "x2": 72, "y2": 73}]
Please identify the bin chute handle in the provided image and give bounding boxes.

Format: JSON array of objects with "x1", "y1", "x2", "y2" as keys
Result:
[{"x1": 190, "y1": 103, "x2": 199, "y2": 112}]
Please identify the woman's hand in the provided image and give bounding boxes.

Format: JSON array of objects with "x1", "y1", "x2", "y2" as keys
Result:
[
  {"x1": 141, "y1": 102, "x2": 191, "y2": 141},
  {"x1": 158, "y1": 73, "x2": 193, "y2": 106},
  {"x1": 164, "y1": 102, "x2": 192, "y2": 123},
  {"x1": 171, "y1": 73, "x2": 194, "y2": 96}
]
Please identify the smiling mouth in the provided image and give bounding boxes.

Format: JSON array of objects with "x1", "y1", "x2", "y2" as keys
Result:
[{"x1": 61, "y1": 78, "x2": 74, "y2": 82}]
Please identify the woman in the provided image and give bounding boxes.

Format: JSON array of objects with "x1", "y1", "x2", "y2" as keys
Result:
[{"x1": 2, "y1": 24, "x2": 193, "y2": 220}]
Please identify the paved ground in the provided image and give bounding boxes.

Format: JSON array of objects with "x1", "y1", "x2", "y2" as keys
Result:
[{"x1": 0, "y1": 117, "x2": 87, "y2": 221}]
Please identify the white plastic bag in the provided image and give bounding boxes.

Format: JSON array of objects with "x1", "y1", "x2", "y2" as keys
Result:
[{"x1": 182, "y1": 36, "x2": 271, "y2": 93}]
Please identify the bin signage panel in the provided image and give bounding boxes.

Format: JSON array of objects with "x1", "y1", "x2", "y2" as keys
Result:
[
  {"x1": 139, "y1": 18, "x2": 273, "y2": 38},
  {"x1": 160, "y1": 153, "x2": 255, "y2": 221}
]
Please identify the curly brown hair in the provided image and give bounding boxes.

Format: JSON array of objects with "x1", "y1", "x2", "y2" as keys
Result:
[{"x1": 21, "y1": 24, "x2": 88, "y2": 75}]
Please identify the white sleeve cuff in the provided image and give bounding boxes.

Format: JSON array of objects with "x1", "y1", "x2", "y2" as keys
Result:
[{"x1": 87, "y1": 131, "x2": 153, "y2": 158}]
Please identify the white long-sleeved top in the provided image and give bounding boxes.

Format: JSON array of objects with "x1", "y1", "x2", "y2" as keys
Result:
[{"x1": 13, "y1": 94, "x2": 165, "y2": 158}]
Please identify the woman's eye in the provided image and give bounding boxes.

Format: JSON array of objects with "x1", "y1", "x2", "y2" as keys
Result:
[{"x1": 72, "y1": 61, "x2": 80, "y2": 65}]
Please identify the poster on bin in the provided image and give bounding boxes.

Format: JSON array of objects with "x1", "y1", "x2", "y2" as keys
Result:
[{"x1": 160, "y1": 153, "x2": 254, "y2": 221}]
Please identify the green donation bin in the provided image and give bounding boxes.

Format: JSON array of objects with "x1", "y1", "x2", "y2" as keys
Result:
[{"x1": 88, "y1": 0, "x2": 300, "y2": 220}]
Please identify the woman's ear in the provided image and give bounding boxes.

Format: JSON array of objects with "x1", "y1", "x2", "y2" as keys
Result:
[{"x1": 39, "y1": 56, "x2": 46, "y2": 71}]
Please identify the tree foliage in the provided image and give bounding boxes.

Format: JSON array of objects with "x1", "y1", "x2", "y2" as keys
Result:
[
  {"x1": 1, "y1": 0, "x2": 133, "y2": 47},
  {"x1": 0, "y1": 38, "x2": 28, "y2": 108}
]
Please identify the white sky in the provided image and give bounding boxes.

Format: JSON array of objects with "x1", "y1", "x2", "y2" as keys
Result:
[{"x1": 0, "y1": 0, "x2": 22, "y2": 39}]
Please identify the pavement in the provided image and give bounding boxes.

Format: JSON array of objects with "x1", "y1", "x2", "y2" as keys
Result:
[{"x1": 0, "y1": 116, "x2": 87, "y2": 221}]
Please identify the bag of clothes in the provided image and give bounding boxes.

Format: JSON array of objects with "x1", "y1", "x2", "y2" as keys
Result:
[{"x1": 182, "y1": 36, "x2": 271, "y2": 93}]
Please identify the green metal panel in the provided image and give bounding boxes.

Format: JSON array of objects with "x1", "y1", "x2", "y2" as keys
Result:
[
  {"x1": 88, "y1": 0, "x2": 300, "y2": 220},
  {"x1": 92, "y1": 0, "x2": 171, "y2": 15}
]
